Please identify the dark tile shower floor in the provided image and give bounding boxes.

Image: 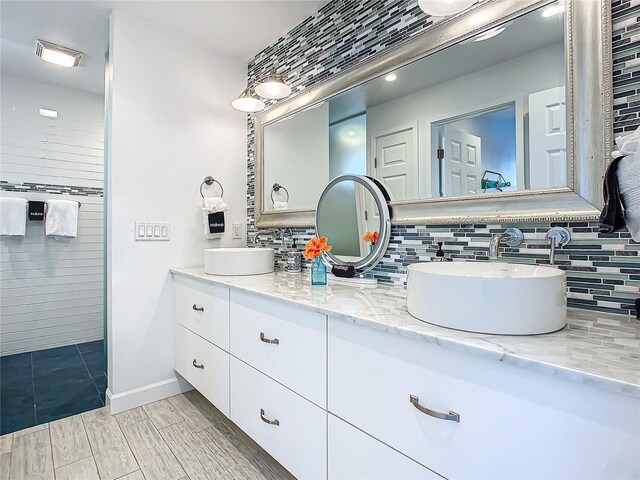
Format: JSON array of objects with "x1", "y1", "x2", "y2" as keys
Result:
[{"x1": 0, "y1": 339, "x2": 106, "y2": 435}]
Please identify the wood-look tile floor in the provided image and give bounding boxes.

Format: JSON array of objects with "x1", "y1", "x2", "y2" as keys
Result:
[{"x1": 0, "y1": 390, "x2": 295, "y2": 480}]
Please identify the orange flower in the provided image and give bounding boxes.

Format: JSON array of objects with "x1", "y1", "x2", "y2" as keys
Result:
[
  {"x1": 304, "y1": 236, "x2": 332, "y2": 260},
  {"x1": 363, "y1": 231, "x2": 379, "y2": 244}
]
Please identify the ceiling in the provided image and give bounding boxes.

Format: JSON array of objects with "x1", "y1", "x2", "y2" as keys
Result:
[{"x1": 0, "y1": 0, "x2": 328, "y2": 95}]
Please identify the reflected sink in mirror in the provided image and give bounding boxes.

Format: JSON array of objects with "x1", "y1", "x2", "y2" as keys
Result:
[
  {"x1": 407, "y1": 262, "x2": 566, "y2": 335},
  {"x1": 204, "y1": 248, "x2": 274, "y2": 276}
]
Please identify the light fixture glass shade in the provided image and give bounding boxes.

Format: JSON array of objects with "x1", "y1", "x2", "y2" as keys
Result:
[
  {"x1": 232, "y1": 87, "x2": 265, "y2": 113},
  {"x1": 254, "y1": 74, "x2": 292, "y2": 100},
  {"x1": 472, "y1": 21, "x2": 513, "y2": 42},
  {"x1": 36, "y1": 40, "x2": 83, "y2": 68},
  {"x1": 417, "y1": 0, "x2": 477, "y2": 17}
]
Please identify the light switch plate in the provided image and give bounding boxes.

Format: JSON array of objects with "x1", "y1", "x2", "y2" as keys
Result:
[
  {"x1": 135, "y1": 222, "x2": 170, "y2": 241},
  {"x1": 232, "y1": 223, "x2": 242, "y2": 239}
]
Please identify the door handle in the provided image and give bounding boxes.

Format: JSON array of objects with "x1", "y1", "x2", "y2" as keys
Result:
[
  {"x1": 410, "y1": 394, "x2": 459, "y2": 423},
  {"x1": 192, "y1": 304, "x2": 204, "y2": 312},
  {"x1": 192, "y1": 359, "x2": 205, "y2": 369},
  {"x1": 260, "y1": 332, "x2": 279, "y2": 345},
  {"x1": 260, "y1": 408, "x2": 280, "y2": 426}
]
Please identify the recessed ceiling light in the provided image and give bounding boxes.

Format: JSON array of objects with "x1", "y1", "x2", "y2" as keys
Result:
[
  {"x1": 385, "y1": 73, "x2": 397, "y2": 82},
  {"x1": 347, "y1": 130, "x2": 355, "y2": 136},
  {"x1": 472, "y1": 21, "x2": 513, "y2": 42},
  {"x1": 541, "y1": 4, "x2": 564, "y2": 17},
  {"x1": 38, "y1": 108, "x2": 58, "y2": 119},
  {"x1": 231, "y1": 87, "x2": 265, "y2": 113},
  {"x1": 35, "y1": 40, "x2": 83, "y2": 68}
]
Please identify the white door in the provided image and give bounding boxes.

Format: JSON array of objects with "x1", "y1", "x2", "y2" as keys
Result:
[
  {"x1": 441, "y1": 127, "x2": 482, "y2": 196},
  {"x1": 372, "y1": 126, "x2": 417, "y2": 201},
  {"x1": 528, "y1": 86, "x2": 566, "y2": 189}
]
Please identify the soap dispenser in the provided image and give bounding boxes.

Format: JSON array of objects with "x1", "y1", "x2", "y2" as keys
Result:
[
  {"x1": 286, "y1": 237, "x2": 302, "y2": 274},
  {"x1": 431, "y1": 242, "x2": 450, "y2": 262}
]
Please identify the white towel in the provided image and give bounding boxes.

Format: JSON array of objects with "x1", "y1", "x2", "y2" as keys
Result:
[
  {"x1": 618, "y1": 153, "x2": 640, "y2": 242},
  {"x1": 273, "y1": 200, "x2": 288, "y2": 210},
  {"x1": 203, "y1": 196, "x2": 229, "y2": 213},
  {"x1": 202, "y1": 208, "x2": 224, "y2": 240},
  {"x1": 0, "y1": 197, "x2": 27, "y2": 236},
  {"x1": 45, "y1": 199, "x2": 79, "y2": 237}
]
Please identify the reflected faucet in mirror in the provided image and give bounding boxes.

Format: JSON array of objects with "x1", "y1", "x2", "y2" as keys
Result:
[{"x1": 488, "y1": 228, "x2": 524, "y2": 260}]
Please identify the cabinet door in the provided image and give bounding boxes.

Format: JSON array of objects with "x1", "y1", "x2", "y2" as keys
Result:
[
  {"x1": 174, "y1": 323, "x2": 229, "y2": 417},
  {"x1": 230, "y1": 290, "x2": 326, "y2": 407},
  {"x1": 329, "y1": 414, "x2": 441, "y2": 479},
  {"x1": 328, "y1": 317, "x2": 640, "y2": 479},
  {"x1": 230, "y1": 357, "x2": 326, "y2": 480},
  {"x1": 173, "y1": 275, "x2": 229, "y2": 351}
]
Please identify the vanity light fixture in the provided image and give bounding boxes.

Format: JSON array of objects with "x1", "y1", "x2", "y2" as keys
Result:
[
  {"x1": 417, "y1": 0, "x2": 477, "y2": 17},
  {"x1": 231, "y1": 87, "x2": 265, "y2": 113},
  {"x1": 472, "y1": 21, "x2": 512, "y2": 42},
  {"x1": 254, "y1": 74, "x2": 292, "y2": 100},
  {"x1": 384, "y1": 73, "x2": 397, "y2": 82},
  {"x1": 541, "y1": 3, "x2": 564, "y2": 17},
  {"x1": 35, "y1": 40, "x2": 83, "y2": 68}
]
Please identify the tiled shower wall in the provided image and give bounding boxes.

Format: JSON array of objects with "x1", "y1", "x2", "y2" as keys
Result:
[{"x1": 247, "y1": 0, "x2": 640, "y2": 317}]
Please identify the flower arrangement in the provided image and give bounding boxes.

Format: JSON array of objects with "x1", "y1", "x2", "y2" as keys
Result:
[
  {"x1": 363, "y1": 231, "x2": 379, "y2": 245},
  {"x1": 303, "y1": 236, "x2": 332, "y2": 260}
]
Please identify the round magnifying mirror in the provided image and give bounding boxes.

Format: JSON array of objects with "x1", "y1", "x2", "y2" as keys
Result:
[{"x1": 316, "y1": 174, "x2": 391, "y2": 273}]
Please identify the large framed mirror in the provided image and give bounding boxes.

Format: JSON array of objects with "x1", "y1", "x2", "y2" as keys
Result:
[
  {"x1": 254, "y1": 0, "x2": 611, "y2": 228},
  {"x1": 316, "y1": 175, "x2": 391, "y2": 272}
]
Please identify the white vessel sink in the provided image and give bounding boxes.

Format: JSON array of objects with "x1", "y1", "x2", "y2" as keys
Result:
[
  {"x1": 407, "y1": 262, "x2": 566, "y2": 335},
  {"x1": 204, "y1": 248, "x2": 274, "y2": 276}
]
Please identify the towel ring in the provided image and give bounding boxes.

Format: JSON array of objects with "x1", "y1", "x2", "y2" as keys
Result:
[
  {"x1": 271, "y1": 183, "x2": 289, "y2": 203},
  {"x1": 200, "y1": 176, "x2": 224, "y2": 198}
]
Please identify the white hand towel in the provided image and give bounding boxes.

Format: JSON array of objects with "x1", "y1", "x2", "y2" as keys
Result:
[
  {"x1": 618, "y1": 153, "x2": 640, "y2": 242},
  {"x1": 203, "y1": 196, "x2": 229, "y2": 213},
  {"x1": 273, "y1": 200, "x2": 288, "y2": 210},
  {"x1": 0, "y1": 197, "x2": 27, "y2": 236},
  {"x1": 202, "y1": 208, "x2": 224, "y2": 239},
  {"x1": 45, "y1": 199, "x2": 79, "y2": 237}
]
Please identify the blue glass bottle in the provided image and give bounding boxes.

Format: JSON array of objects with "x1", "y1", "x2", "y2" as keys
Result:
[{"x1": 311, "y1": 256, "x2": 327, "y2": 285}]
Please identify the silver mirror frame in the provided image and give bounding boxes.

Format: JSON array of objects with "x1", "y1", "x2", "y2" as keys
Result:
[
  {"x1": 315, "y1": 175, "x2": 391, "y2": 273},
  {"x1": 254, "y1": 0, "x2": 612, "y2": 228}
]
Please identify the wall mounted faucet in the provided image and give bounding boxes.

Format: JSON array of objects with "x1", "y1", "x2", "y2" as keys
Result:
[
  {"x1": 545, "y1": 227, "x2": 571, "y2": 265},
  {"x1": 489, "y1": 228, "x2": 524, "y2": 260}
]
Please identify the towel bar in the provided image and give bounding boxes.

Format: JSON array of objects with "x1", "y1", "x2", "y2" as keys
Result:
[
  {"x1": 271, "y1": 183, "x2": 289, "y2": 204},
  {"x1": 200, "y1": 176, "x2": 224, "y2": 198}
]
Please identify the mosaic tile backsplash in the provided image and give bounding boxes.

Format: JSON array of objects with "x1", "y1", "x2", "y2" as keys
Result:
[{"x1": 246, "y1": 0, "x2": 640, "y2": 317}]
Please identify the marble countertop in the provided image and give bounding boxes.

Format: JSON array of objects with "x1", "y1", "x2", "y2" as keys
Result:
[{"x1": 171, "y1": 267, "x2": 640, "y2": 398}]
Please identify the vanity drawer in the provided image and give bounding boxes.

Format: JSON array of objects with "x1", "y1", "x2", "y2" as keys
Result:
[
  {"x1": 230, "y1": 357, "x2": 326, "y2": 480},
  {"x1": 230, "y1": 290, "x2": 326, "y2": 407},
  {"x1": 174, "y1": 323, "x2": 229, "y2": 417},
  {"x1": 328, "y1": 414, "x2": 441, "y2": 479},
  {"x1": 328, "y1": 317, "x2": 640, "y2": 479},
  {"x1": 173, "y1": 275, "x2": 229, "y2": 351}
]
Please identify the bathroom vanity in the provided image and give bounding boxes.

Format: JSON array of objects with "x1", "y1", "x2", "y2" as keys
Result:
[{"x1": 170, "y1": 268, "x2": 639, "y2": 479}]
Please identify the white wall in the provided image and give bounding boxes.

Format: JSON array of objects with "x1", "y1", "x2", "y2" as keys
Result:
[
  {"x1": 106, "y1": 10, "x2": 247, "y2": 412},
  {"x1": 0, "y1": 74, "x2": 104, "y2": 355},
  {"x1": 367, "y1": 43, "x2": 564, "y2": 198},
  {"x1": 263, "y1": 103, "x2": 329, "y2": 211}
]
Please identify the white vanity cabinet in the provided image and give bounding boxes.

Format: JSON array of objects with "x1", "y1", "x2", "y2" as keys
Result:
[
  {"x1": 328, "y1": 317, "x2": 640, "y2": 479},
  {"x1": 171, "y1": 272, "x2": 640, "y2": 480}
]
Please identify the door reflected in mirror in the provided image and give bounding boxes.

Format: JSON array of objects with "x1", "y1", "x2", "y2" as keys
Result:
[{"x1": 262, "y1": 3, "x2": 566, "y2": 209}]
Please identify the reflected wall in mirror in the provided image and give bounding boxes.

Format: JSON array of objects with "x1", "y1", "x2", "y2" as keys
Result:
[
  {"x1": 315, "y1": 175, "x2": 390, "y2": 272},
  {"x1": 262, "y1": 3, "x2": 566, "y2": 208}
]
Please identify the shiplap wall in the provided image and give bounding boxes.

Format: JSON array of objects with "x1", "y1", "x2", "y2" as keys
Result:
[{"x1": 0, "y1": 74, "x2": 104, "y2": 355}]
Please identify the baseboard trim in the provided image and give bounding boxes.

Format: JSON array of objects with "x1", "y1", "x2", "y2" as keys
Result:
[{"x1": 106, "y1": 375, "x2": 193, "y2": 414}]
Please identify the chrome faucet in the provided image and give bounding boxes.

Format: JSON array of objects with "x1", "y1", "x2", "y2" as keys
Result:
[
  {"x1": 488, "y1": 228, "x2": 524, "y2": 260},
  {"x1": 251, "y1": 229, "x2": 275, "y2": 244},
  {"x1": 545, "y1": 227, "x2": 571, "y2": 265}
]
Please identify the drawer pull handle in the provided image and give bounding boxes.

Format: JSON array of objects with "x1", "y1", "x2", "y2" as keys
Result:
[
  {"x1": 260, "y1": 409, "x2": 280, "y2": 426},
  {"x1": 260, "y1": 332, "x2": 280, "y2": 345},
  {"x1": 410, "y1": 395, "x2": 460, "y2": 423},
  {"x1": 192, "y1": 304, "x2": 204, "y2": 312},
  {"x1": 192, "y1": 359, "x2": 205, "y2": 369}
]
